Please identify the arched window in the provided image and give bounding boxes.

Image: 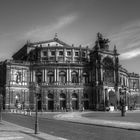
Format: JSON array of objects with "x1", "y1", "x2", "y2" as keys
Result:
[
  {"x1": 60, "y1": 93, "x2": 66, "y2": 109},
  {"x1": 47, "y1": 93, "x2": 54, "y2": 110},
  {"x1": 72, "y1": 93, "x2": 78, "y2": 110},
  {"x1": 72, "y1": 93, "x2": 78, "y2": 99},
  {"x1": 83, "y1": 93, "x2": 89, "y2": 109},
  {"x1": 48, "y1": 93, "x2": 54, "y2": 100},
  {"x1": 83, "y1": 93, "x2": 88, "y2": 99},
  {"x1": 47, "y1": 71, "x2": 54, "y2": 83},
  {"x1": 71, "y1": 71, "x2": 78, "y2": 83},
  {"x1": 83, "y1": 72, "x2": 89, "y2": 83},
  {"x1": 103, "y1": 57, "x2": 114, "y2": 83},
  {"x1": 59, "y1": 71, "x2": 66, "y2": 83}
]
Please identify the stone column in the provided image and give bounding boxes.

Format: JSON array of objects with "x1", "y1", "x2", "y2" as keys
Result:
[
  {"x1": 69, "y1": 69, "x2": 72, "y2": 82},
  {"x1": 80, "y1": 69, "x2": 82, "y2": 83},
  {"x1": 69, "y1": 92, "x2": 72, "y2": 110},
  {"x1": 72, "y1": 49, "x2": 74, "y2": 62},
  {"x1": 64, "y1": 48, "x2": 66, "y2": 62},
  {"x1": 33, "y1": 70, "x2": 35, "y2": 82},
  {"x1": 78, "y1": 90, "x2": 81, "y2": 110},
  {"x1": 30, "y1": 70, "x2": 32, "y2": 82},
  {"x1": 57, "y1": 69, "x2": 59, "y2": 84},
  {"x1": 54, "y1": 90, "x2": 60, "y2": 111},
  {"x1": 103, "y1": 88, "x2": 105, "y2": 108},
  {"x1": 66, "y1": 90, "x2": 69, "y2": 109},
  {"x1": 78, "y1": 69, "x2": 81, "y2": 84},
  {"x1": 100, "y1": 66, "x2": 103, "y2": 82},
  {"x1": 45, "y1": 69, "x2": 47, "y2": 83},
  {"x1": 42, "y1": 69, "x2": 44, "y2": 83},
  {"x1": 45, "y1": 92, "x2": 48, "y2": 111},
  {"x1": 54, "y1": 69, "x2": 57, "y2": 83}
]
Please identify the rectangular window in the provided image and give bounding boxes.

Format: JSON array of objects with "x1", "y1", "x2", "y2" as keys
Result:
[
  {"x1": 75, "y1": 52, "x2": 79, "y2": 56},
  {"x1": 51, "y1": 51, "x2": 55, "y2": 56},
  {"x1": 43, "y1": 51, "x2": 47, "y2": 56},
  {"x1": 59, "y1": 51, "x2": 63, "y2": 55},
  {"x1": 67, "y1": 51, "x2": 71, "y2": 56},
  {"x1": 82, "y1": 52, "x2": 86, "y2": 57}
]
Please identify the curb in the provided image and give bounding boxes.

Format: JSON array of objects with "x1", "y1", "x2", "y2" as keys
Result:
[{"x1": 54, "y1": 113, "x2": 140, "y2": 131}]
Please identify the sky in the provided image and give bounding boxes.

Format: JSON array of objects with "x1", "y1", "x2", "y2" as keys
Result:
[{"x1": 0, "y1": 0, "x2": 140, "y2": 74}]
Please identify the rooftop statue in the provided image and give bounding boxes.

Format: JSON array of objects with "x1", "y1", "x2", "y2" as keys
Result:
[{"x1": 96, "y1": 32, "x2": 110, "y2": 50}]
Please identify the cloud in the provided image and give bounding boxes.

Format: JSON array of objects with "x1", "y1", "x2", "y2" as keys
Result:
[
  {"x1": 109, "y1": 20, "x2": 140, "y2": 60},
  {"x1": 120, "y1": 48, "x2": 140, "y2": 60},
  {"x1": 25, "y1": 14, "x2": 78, "y2": 39}
]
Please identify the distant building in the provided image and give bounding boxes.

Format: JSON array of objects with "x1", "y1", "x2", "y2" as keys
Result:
[{"x1": 0, "y1": 33, "x2": 139, "y2": 111}]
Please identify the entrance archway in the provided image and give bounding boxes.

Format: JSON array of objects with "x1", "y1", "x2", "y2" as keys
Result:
[
  {"x1": 83, "y1": 93, "x2": 89, "y2": 109},
  {"x1": 72, "y1": 93, "x2": 78, "y2": 110},
  {"x1": 48, "y1": 93, "x2": 54, "y2": 110},
  {"x1": 109, "y1": 90, "x2": 117, "y2": 106},
  {"x1": 60, "y1": 93, "x2": 66, "y2": 110}
]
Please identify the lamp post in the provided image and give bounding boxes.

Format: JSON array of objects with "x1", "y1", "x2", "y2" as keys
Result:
[
  {"x1": 121, "y1": 87, "x2": 126, "y2": 117},
  {"x1": 34, "y1": 70, "x2": 42, "y2": 134},
  {"x1": 35, "y1": 83, "x2": 39, "y2": 134},
  {"x1": 96, "y1": 81, "x2": 99, "y2": 110}
]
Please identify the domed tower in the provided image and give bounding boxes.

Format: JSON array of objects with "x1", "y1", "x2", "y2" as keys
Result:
[{"x1": 90, "y1": 33, "x2": 119, "y2": 110}]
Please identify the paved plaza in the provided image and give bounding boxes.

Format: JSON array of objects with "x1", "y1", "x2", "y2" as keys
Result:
[{"x1": 1, "y1": 110, "x2": 140, "y2": 139}]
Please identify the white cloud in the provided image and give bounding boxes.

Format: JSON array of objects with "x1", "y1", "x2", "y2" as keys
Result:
[
  {"x1": 25, "y1": 14, "x2": 78, "y2": 39},
  {"x1": 109, "y1": 20, "x2": 140, "y2": 60},
  {"x1": 120, "y1": 48, "x2": 140, "y2": 60}
]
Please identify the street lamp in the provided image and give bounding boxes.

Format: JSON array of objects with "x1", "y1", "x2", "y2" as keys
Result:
[
  {"x1": 120, "y1": 87, "x2": 126, "y2": 117},
  {"x1": 34, "y1": 70, "x2": 42, "y2": 134}
]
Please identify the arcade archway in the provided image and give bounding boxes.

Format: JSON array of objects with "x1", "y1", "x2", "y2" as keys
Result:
[
  {"x1": 72, "y1": 93, "x2": 78, "y2": 110},
  {"x1": 60, "y1": 93, "x2": 66, "y2": 110},
  {"x1": 48, "y1": 93, "x2": 54, "y2": 110},
  {"x1": 109, "y1": 90, "x2": 117, "y2": 106},
  {"x1": 83, "y1": 93, "x2": 89, "y2": 109}
]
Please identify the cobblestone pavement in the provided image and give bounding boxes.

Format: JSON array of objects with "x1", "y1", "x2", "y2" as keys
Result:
[
  {"x1": 2, "y1": 110, "x2": 140, "y2": 140},
  {"x1": 0, "y1": 120, "x2": 68, "y2": 140},
  {"x1": 53, "y1": 110, "x2": 140, "y2": 131}
]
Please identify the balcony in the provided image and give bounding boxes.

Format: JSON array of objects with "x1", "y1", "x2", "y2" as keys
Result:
[{"x1": 29, "y1": 82, "x2": 92, "y2": 87}]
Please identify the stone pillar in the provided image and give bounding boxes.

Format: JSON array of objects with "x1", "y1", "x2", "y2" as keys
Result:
[
  {"x1": 33, "y1": 70, "x2": 35, "y2": 82},
  {"x1": 69, "y1": 69, "x2": 71, "y2": 82},
  {"x1": 54, "y1": 90, "x2": 60, "y2": 111},
  {"x1": 45, "y1": 69, "x2": 47, "y2": 83},
  {"x1": 105, "y1": 88, "x2": 109, "y2": 107},
  {"x1": 69, "y1": 92, "x2": 72, "y2": 110},
  {"x1": 57, "y1": 69, "x2": 59, "y2": 84},
  {"x1": 81, "y1": 69, "x2": 83, "y2": 83},
  {"x1": 66, "y1": 90, "x2": 69, "y2": 109},
  {"x1": 30, "y1": 70, "x2": 33, "y2": 82},
  {"x1": 54, "y1": 69, "x2": 57, "y2": 83},
  {"x1": 100, "y1": 66, "x2": 103, "y2": 82},
  {"x1": 78, "y1": 69, "x2": 81, "y2": 83},
  {"x1": 103, "y1": 88, "x2": 105, "y2": 108},
  {"x1": 64, "y1": 48, "x2": 66, "y2": 62},
  {"x1": 66, "y1": 68, "x2": 69, "y2": 83},
  {"x1": 42, "y1": 69, "x2": 44, "y2": 83},
  {"x1": 55, "y1": 49, "x2": 58, "y2": 62},
  {"x1": 72, "y1": 49, "x2": 74, "y2": 62},
  {"x1": 78, "y1": 90, "x2": 82, "y2": 110},
  {"x1": 45, "y1": 92, "x2": 48, "y2": 111}
]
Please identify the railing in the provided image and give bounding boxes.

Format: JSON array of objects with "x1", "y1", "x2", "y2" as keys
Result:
[
  {"x1": 6, "y1": 59, "x2": 30, "y2": 65},
  {"x1": 29, "y1": 82, "x2": 92, "y2": 87}
]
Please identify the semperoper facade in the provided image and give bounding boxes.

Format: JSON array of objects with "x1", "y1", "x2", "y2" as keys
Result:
[{"x1": 0, "y1": 33, "x2": 139, "y2": 111}]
